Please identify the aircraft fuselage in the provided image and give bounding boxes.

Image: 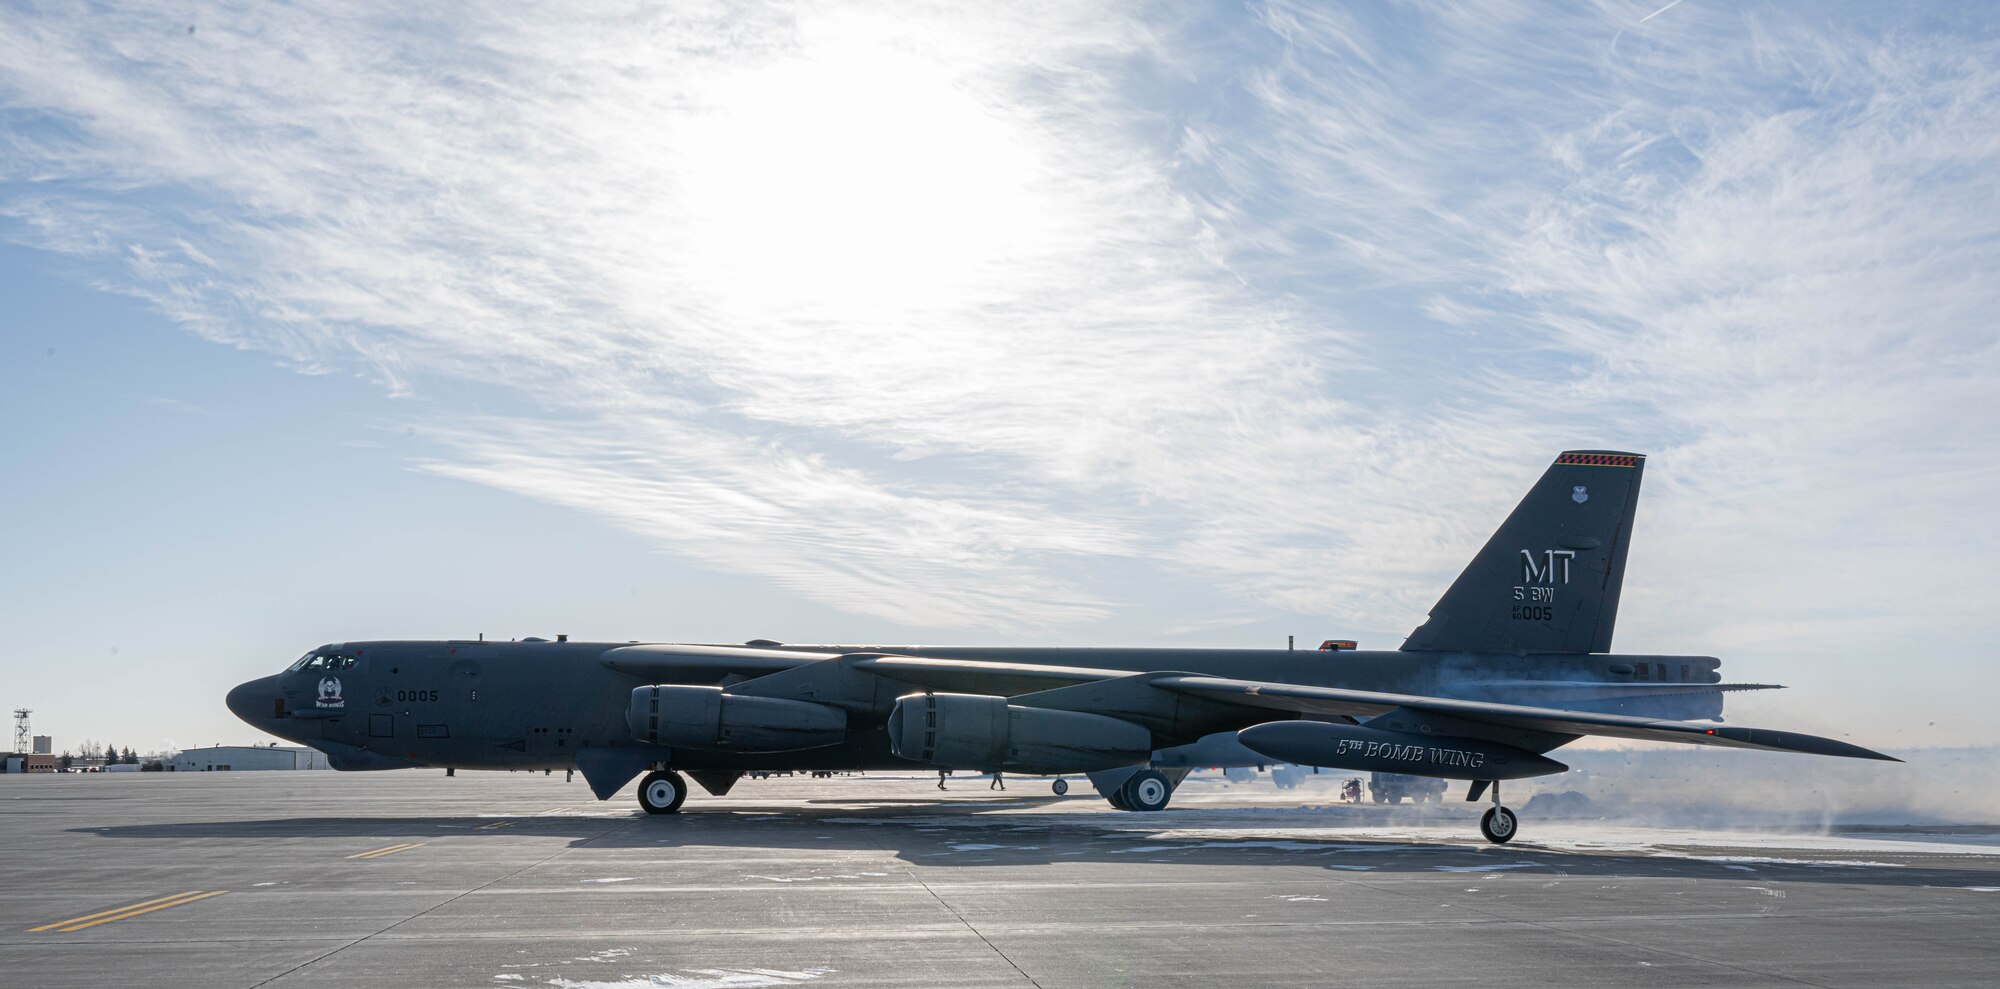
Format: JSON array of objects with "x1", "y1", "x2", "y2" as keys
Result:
[{"x1": 226, "y1": 639, "x2": 1723, "y2": 774}]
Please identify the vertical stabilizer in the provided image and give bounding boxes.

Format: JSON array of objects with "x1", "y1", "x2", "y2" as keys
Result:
[{"x1": 1402, "y1": 451, "x2": 1644, "y2": 654}]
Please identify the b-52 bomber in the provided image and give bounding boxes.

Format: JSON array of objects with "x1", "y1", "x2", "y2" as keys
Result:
[{"x1": 227, "y1": 451, "x2": 1894, "y2": 843}]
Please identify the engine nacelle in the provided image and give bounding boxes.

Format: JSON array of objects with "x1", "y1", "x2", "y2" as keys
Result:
[
  {"x1": 627, "y1": 684, "x2": 846, "y2": 752},
  {"x1": 886, "y1": 692, "x2": 1153, "y2": 774}
]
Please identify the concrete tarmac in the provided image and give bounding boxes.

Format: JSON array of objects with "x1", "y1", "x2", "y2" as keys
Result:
[{"x1": 3, "y1": 770, "x2": 1996, "y2": 988}]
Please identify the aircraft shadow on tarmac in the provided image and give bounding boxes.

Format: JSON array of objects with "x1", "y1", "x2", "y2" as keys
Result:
[{"x1": 73, "y1": 798, "x2": 2000, "y2": 892}]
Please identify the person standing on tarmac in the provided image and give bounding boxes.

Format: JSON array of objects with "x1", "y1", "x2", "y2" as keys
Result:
[
  {"x1": 937, "y1": 769, "x2": 950, "y2": 790},
  {"x1": 989, "y1": 772, "x2": 1005, "y2": 790}
]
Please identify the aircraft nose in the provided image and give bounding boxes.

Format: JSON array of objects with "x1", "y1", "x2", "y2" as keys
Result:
[{"x1": 225, "y1": 677, "x2": 270, "y2": 726}]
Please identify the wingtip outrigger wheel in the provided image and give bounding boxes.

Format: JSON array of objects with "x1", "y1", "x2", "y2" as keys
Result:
[
  {"x1": 1473, "y1": 780, "x2": 1516, "y2": 844},
  {"x1": 1479, "y1": 806, "x2": 1518, "y2": 843},
  {"x1": 638, "y1": 769, "x2": 688, "y2": 814}
]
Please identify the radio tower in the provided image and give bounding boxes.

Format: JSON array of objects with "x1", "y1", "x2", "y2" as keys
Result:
[{"x1": 12, "y1": 709, "x2": 29, "y2": 753}]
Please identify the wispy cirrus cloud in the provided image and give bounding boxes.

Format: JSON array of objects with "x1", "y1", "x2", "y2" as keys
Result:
[
  {"x1": 1187, "y1": 2, "x2": 2000, "y2": 652},
  {"x1": 2, "y1": 0, "x2": 1996, "y2": 689}
]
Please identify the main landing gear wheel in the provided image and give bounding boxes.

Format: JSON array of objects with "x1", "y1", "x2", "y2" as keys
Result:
[
  {"x1": 1120, "y1": 769, "x2": 1173, "y2": 812},
  {"x1": 638, "y1": 770, "x2": 688, "y2": 815},
  {"x1": 1479, "y1": 806, "x2": 1517, "y2": 844},
  {"x1": 1051, "y1": 778, "x2": 1070, "y2": 796}
]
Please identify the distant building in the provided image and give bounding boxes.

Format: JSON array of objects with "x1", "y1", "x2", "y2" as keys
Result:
[
  {"x1": 169, "y1": 745, "x2": 331, "y2": 772},
  {"x1": 2, "y1": 753, "x2": 57, "y2": 773},
  {"x1": 31, "y1": 735, "x2": 51, "y2": 754}
]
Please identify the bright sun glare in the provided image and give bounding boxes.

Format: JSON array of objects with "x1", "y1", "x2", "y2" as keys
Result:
[{"x1": 673, "y1": 36, "x2": 1052, "y2": 319}]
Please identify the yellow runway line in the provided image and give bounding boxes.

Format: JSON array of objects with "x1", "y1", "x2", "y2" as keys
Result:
[
  {"x1": 31, "y1": 890, "x2": 226, "y2": 932},
  {"x1": 478, "y1": 820, "x2": 515, "y2": 830},
  {"x1": 60, "y1": 891, "x2": 227, "y2": 932},
  {"x1": 347, "y1": 842, "x2": 425, "y2": 860},
  {"x1": 29, "y1": 892, "x2": 204, "y2": 932}
]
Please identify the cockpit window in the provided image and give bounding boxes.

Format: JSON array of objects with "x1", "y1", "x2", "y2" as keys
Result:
[{"x1": 288, "y1": 651, "x2": 357, "y2": 671}]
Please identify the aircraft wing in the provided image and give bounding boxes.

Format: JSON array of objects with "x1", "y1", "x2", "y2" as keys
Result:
[
  {"x1": 601, "y1": 643, "x2": 837, "y2": 681},
  {"x1": 1151, "y1": 675, "x2": 1897, "y2": 761},
  {"x1": 848, "y1": 655, "x2": 1124, "y2": 693},
  {"x1": 1468, "y1": 679, "x2": 1782, "y2": 700},
  {"x1": 844, "y1": 655, "x2": 1893, "y2": 762}
]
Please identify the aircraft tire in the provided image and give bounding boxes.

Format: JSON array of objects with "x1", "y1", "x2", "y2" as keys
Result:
[
  {"x1": 1122, "y1": 770, "x2": 1173, "y2": 812},
  {"x1": 638, "y1": 770, "x2": 688, "y2": 815},
  {"x1": 1106, "y1": 787, "x2": 1132, "y2": 811},
  {"x1": 1052, "y1": 778, "x2": 1069, "y2": 796},
  {"x1": 1479, "y1": 806, "x2": 1518, "y2": 844}
]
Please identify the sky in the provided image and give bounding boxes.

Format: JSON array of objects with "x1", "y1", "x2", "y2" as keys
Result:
[{"x1": 2, "y1": 1, "x2": 1997, "y2": 755}]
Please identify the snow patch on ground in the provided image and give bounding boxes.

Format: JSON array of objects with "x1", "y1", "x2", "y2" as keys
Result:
[
  {"x1": 1685, "y1": 855, "x2": 1905, "y2": 868},
  {"x1": 1191, "y1": 840, "x2": 1345, "y2": 852},
  {"x1": 747, "y1": 872, "x2": 892, "y2": 883},
  {"x1": 815, "y1": 803, "x2": 1994, "y2": 863},
  {"x1": 1130, "y1": 827, "x2": 1428, "y2": 851},
  {"x1": 543, "y1": 968, "x2": 832, "y2": 989},
  {"x1": 1522, "y1": 825, "x2": 1999, "y2": 857}
]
